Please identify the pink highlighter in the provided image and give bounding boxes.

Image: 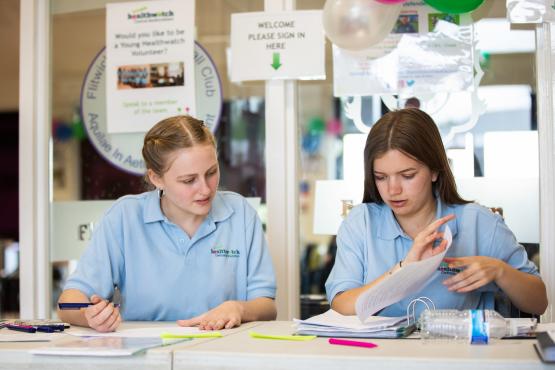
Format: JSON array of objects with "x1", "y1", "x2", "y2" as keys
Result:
[{"x1": 328, "y1": 338, "x2": 378, "y2": 349}]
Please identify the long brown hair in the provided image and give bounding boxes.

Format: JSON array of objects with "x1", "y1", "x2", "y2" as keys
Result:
[
  {"x1": 362, "y1": 108, "x2": 468, "y2": 205},
  {"x1": 142, "y1": 115, "x2": 216, "y2": 187}
]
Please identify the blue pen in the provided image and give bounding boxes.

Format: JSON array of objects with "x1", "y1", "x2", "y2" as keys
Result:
[
  {"x1": 59, "y1": 285, "x2": 121, "y2": 310},
  {"x1": 34, "y1": 326, "x2": 56, "y2": 333},
  {"x1": 58, "y1": 302, "x2": 94, "y2": 310},
  {"x1": 6, "y1": 324, "x2": 37, "y2": 333},
  {"x1": 48, "y1": 324, "x2": 66, "y2": 331},
  {"x1": 58, "y1": 302, "x2": 121, "y2": 310}
]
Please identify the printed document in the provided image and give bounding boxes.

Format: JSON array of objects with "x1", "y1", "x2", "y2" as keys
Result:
[{"x1": 355, "y1": 225, "x2": 452, "y2": 321}]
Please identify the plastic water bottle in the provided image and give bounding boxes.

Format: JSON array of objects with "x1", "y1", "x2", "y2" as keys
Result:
[{"x1": 419, "y1": 309, "x2": 514, "y2": 344}]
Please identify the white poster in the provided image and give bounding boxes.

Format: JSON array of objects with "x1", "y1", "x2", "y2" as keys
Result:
[
  {"x1": 106, "y1": 0, "x2": 195, "y2": 133},
  {"x1": 231, "y1": 11, "x2": 325, "y2": 82},
  {"x1": 81, "y1": 43, "x2": 223, "y2": 175},
  {"x1": 333, "y1": 1, "x2": 473, "y2": 97}
]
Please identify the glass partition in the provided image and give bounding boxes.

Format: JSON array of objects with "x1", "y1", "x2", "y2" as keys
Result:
[
  {"x1": 10, "y1": 0, "x2": 544, "y2": 319},
  {"x1": 49, "y1": 0, "x2": 265, "y2": 316},
  {"x1": 296, "y1": 0, "x2": 539, "y2": 318}
]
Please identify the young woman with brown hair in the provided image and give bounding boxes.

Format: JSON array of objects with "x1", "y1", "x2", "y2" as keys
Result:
[{"x1": 326, "y1": 108, "x2": 547, "y2": 317}]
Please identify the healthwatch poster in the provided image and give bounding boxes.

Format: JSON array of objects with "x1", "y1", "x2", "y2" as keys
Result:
[{"x1": 106, "y1": 0, "x2": 195, "y2": 133}]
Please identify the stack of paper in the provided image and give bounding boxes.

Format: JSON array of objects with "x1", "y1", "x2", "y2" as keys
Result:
[{"x1": 294, "y1": 309, "x2": 414, "y2": 338}]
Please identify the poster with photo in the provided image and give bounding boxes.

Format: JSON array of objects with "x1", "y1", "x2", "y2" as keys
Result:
[
  {"x1": 333, "y1": 1, "x2": 473, "y2": 97},
  {"x1": 106, "y1": 0, "x2": 195, "y2": 133},
  {"x1": 428, "y1": 13, "x2": 460, "y2": 32},
  {"x1": 393, "y1": 12, "x2": 418, "y2": 34}
]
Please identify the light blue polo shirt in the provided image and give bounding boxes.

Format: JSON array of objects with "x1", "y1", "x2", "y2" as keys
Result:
[
  {"x1": 64, "y1": 190, "x2": 276, "y2": 321},
  {"x1": 325, "y1": 198, "x2": 539, "y2": 318}
]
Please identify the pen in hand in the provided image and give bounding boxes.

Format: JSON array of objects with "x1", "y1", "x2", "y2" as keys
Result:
[
  {"x1": 59, "y1": 285, "x2": 122, "y2": 310},
  {"x1": 58, "y1": 302, "x2": 121, "y2": 310}
]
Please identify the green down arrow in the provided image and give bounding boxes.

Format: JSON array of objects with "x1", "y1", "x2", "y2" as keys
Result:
[{"x1": 271, "y1": 52, "x2": 282, "y2": 70}]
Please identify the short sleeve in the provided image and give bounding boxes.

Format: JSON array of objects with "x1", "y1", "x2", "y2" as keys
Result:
[
  {"x1": 244, "y1": 202, "x2": 277, "y2": 300},
  {"x1": 488, "y1": 216, "x2": 539, "y2": 276},
  {"x1": 325, "y1": 205, "x2": 368, "y2": 304},
  {"x1": 63, "y1": 207, "x2": 125, "y2": 300}
]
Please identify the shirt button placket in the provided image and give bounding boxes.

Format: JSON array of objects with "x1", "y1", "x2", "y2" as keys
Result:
[
  {"x1": 181, "y1": 238, "x2": 194, "y2": 266},
  {"x1": 178, "y1": 238, "x2": 188, "y2": 257}
]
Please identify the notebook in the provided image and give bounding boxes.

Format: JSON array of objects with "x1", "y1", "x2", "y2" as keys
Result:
[{"x1": 30, "y1": 336, "x2": 187, "y2": 357}]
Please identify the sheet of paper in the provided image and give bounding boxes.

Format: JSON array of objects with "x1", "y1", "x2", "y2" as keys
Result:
[
  {"x1": 355, "y1": 225, "x2": 452, "y2": 322},
  {"x1": 66, "y1": 326, "x2": 209, "y2": 338},
  {"x1": 294, "y1": 309, "x2": 404, "y2": 330}
]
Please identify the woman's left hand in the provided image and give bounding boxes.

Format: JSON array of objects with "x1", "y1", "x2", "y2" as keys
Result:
[
  {"x1": 176, "y1": 301, "x2": 243, "y2": 330},
  {"x1": 442, "y1": 256, "x2": 506, "y2": 293}
]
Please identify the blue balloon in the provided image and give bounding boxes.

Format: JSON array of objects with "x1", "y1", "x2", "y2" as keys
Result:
[{"x1": 302, "y1": 133, "x2": 322, "y2": 155}]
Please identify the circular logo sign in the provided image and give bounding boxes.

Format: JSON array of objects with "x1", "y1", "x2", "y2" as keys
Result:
[{"x1": 80, "y1": 42, "x2": 223, "y2": 175}]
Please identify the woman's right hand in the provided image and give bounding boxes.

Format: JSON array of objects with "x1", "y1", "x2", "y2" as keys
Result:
[
  {"x1": 84, "y1": 295, "x2": 121, "y2": 332},
  {"x1": 404, "y1": 214, "x2": 455, "y2": 264}
]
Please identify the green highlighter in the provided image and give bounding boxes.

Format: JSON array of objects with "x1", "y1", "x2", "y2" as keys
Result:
[
  {"x1": 249, "y1": 331, "x2": 316, "y2": 341},
  {"x1": 160, "y1": 331, "x2": 223, "y2": 339}
]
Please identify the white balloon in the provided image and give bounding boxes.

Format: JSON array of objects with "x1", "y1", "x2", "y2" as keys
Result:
[{"x1": 323, "y1": 0, "x2": 402, "y2": 50}]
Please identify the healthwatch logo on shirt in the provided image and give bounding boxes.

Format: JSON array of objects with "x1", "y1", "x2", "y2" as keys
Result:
[
  {"x1": 211, "y1": 247, "x2": 240, "y2": 257},
  {"x1": 438, "y1": 262, "x2": 462, "y2": 275}
]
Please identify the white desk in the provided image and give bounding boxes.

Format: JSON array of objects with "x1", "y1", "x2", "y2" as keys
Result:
[
  {"x1": 1, "y1": 321, "x2": 549, "y2": 370},
  {"x1": 0, "y1": 321, "x2": 257, "y2": 370},
  {"x1": 173, "y1": 321, "x2": 550, "y2": 370}
]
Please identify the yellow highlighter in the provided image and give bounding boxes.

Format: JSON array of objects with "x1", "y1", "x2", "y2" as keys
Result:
[
  {"x1": 160, "y1": 331, "x2": 223, "y2": 339},
  {"x1": 249, "y1": 331, "x2": 316, "y2": 341}
]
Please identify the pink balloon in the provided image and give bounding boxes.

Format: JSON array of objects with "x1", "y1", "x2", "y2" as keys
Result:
[{"x1": 375, "y1": 0, "x2": 406, "y2": 3}]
